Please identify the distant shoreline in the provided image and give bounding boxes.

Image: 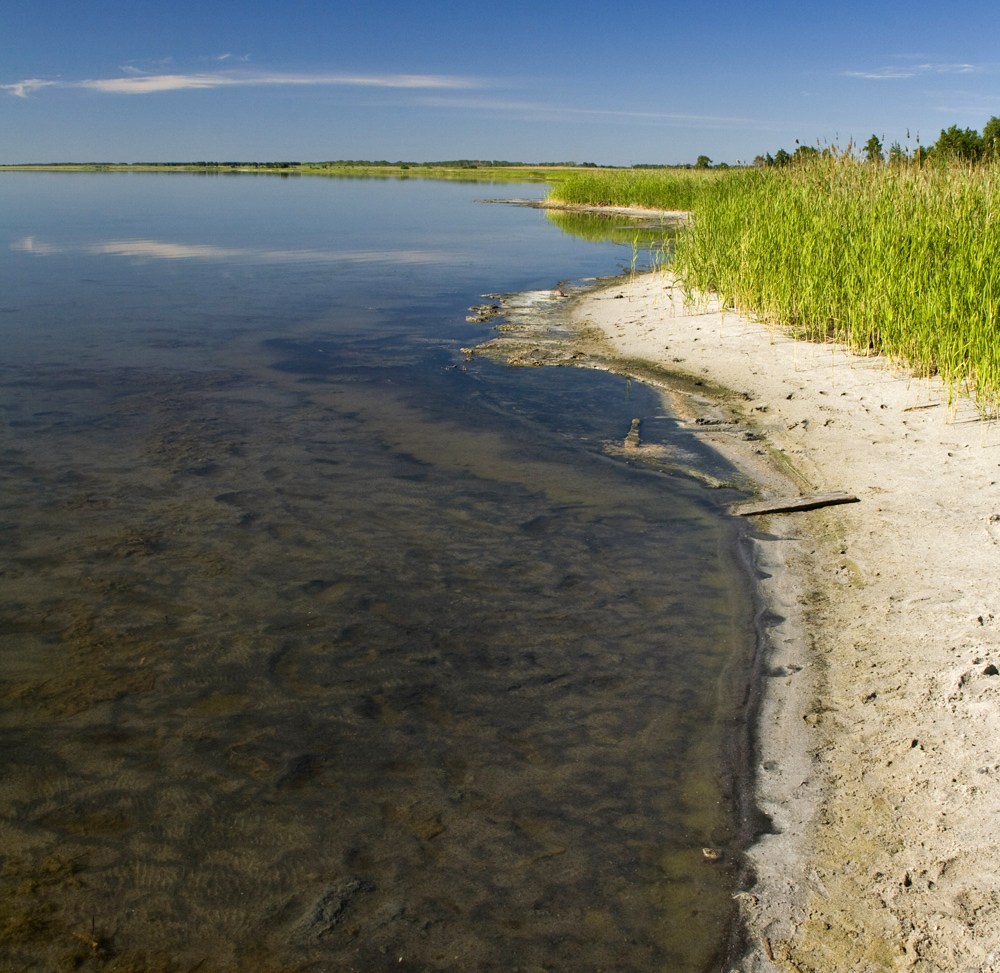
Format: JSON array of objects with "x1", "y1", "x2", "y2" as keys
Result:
[{"x1": 0, "y1": 162, "x2": 592, "y2": 181}]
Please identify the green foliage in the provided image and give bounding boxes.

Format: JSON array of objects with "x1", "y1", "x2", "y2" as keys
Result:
[
  {"x1": 750, "y1": 118, "x2": 1000, "y2": 168},
  {"x1": 864, "y1": 134, "x2": 884, "y2": 164},
  {"x1": 983, "y1": 116, "x2": 1000, "y2": 160},
  {"x1": 932, "y1": 125, "x2": 983, "y2": 161},
  {"x1": 670, "y1": 158, "x2": 1000, "y2": 413},
  {"x1": 695, "y1": 155, "x2": 713, "y2": 169},
  {"x1": 547, "y1": 168, "x2": 719, "y2": 211},
  {"x1": 752, "y1": 146, "x2": 820, "y2": 168}
]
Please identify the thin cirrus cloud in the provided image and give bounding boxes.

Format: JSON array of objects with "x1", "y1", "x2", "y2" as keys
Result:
[
  {"x1": 415, "y1": 95, "x2": 755, "y2": 129},
  {"x1": 2, "y1": 69, "x2": 482, "y2": 98},
  {"x1": 844, "y1": 62, "x2": 980, "y2": 81}
]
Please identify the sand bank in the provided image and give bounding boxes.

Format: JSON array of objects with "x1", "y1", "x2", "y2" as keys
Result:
[{"x1": 571, "y1": 272, "x2": 1000, "y2": 972}]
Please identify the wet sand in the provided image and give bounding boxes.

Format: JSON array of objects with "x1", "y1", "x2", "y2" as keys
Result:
[{"x1": 569, "y1": 271, "x2": 1000, "y2": 972}]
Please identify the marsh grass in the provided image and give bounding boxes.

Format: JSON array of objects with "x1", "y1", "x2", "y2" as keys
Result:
[
  {"x1": 549, "y1": 168, "x2": 718, "y2": 211},
  {"x1": 550, "y1": 162, "x2": 1000, "y2": 414},
  {"x1": 676, "y1": 160, "x2": 1000, "y2": 413}
]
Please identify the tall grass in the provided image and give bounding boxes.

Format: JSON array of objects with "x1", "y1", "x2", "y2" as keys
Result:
[
  {"x1": 549, "y1": 168, "x2": 716, "y2": 211},
  {"x1": 674, "y1": 160, "x2": 1000, "y2": 412},
  {"x1": 550, "y1": 162, "x2": 1000, "y2": 414}
]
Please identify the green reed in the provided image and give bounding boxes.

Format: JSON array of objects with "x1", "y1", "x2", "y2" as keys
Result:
[
  {"x1": 549, "y1": 168, "x2": 717, "y2": 211},
  {"x1": 674, "y1": 159, "x2": 1000, "y2": 412},
  {"x1": 550, "y1": 162, "x2": 1000, "y2": 414}
]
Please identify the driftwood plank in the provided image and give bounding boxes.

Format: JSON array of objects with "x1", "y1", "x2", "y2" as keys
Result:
[{"x1": 734, "y1": 492, "x2": 860, "y2": 517}]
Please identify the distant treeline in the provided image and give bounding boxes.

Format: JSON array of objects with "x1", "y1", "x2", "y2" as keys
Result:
[
  {"x1": 753, "y1": 116, "x2": 1000, "y2": 167},
  {"x1": 4, "y1": 159, "x2": 607, "y2": 170},
  {"x1": 167, "y1": 161, "x2": 302, "y2": 169},
  {"x1": 317, "y1": 159, "x2": 601, "y2": 169},
  {"x1": 4, "y1": 161, "x2": 304, "y2": 169}
]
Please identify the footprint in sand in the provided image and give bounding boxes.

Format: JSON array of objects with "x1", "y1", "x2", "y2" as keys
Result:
[{"x1": 987, "y1": 513, "x2": 1000, "y2": 545}]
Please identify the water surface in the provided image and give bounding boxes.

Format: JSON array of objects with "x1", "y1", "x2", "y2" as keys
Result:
[{"x1": 0, "y1": 174, "x2": 754, "y2": 972}]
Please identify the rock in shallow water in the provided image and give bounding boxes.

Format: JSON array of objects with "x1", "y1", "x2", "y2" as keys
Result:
[{"x1": 298, "y1": 877, "x2": 373, "y2": 938}]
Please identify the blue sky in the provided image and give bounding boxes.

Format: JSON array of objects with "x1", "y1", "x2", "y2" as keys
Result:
[{"x1": 2, "y1": 0, "x2": 999, "y2": 165}]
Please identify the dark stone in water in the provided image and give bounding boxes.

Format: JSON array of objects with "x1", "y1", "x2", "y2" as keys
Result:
[
  {"x1": 466, "y1": 302, "x2": 503, "y2": 323},
  {"x1": 298, "y1": 878, "x2": 373, "y2": 938}
]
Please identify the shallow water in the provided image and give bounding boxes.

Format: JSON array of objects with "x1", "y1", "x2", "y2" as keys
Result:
[{"x1": 0, "y1": 174, "x2": 755, "y2": 972}]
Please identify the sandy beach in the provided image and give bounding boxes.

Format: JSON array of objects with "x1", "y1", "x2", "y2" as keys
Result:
[{"x1": 562, "y1": 272, "x2": 1000, "y2": 972}]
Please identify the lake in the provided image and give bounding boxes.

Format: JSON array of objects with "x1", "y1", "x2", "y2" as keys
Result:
[{"x1": 0, "y1": 173, "x2": 756, "y2": 972}]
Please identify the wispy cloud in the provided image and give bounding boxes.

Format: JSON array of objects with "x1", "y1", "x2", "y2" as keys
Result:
[
  {"x1": 4, "y1": 79, "x2": 59, "y2": 97},
  {"x1": 3, "y1": 69, "x2": 482, "y2": 98},
  {"x1": 416, "y1": 95, "x2": 755, "y2": 128},
  {"x1": 845, "y1": 61, "x2": 980, "y2": 81}
]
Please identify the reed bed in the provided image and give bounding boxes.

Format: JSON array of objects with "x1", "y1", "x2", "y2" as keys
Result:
[
  {"x1": 550, "y1": 163, "x2": 1000, "y2": 413},
  {"x1": 549, "y1": 168, "x2": 717, "y2": 211}
]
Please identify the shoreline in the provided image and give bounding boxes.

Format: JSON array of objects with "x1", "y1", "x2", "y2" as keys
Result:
[{"x1": 567, "y1": 272, "x2": 1000, "y2": 971}]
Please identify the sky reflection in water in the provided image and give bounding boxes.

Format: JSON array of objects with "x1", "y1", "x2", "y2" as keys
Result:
[{"x1": 0, "y1": 174, "x2": 753, "y2": 972}]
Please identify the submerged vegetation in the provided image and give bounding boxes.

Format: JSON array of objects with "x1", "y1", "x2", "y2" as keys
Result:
[{"x1": 549, "y1": 153, "x2": 1000, "y2": 414}]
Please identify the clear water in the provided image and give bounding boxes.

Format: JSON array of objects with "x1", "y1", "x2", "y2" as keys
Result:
[{"x1": 0, "y1": 173, "x2": 754, "y2": 972}]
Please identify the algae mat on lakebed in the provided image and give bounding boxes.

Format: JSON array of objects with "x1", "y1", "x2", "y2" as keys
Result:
[{"x1": 0, "y1": 357, "x2": 754, "y2": 972}]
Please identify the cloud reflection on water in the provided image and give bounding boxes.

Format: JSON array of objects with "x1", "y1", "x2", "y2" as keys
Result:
[{"x1": 12, "y1": 236, "x2": 450, "y2": 265}]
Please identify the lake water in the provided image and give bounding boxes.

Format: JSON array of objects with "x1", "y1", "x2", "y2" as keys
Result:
[{"x1": 0, "y1": 173, "x2": 756, "y2": 972}]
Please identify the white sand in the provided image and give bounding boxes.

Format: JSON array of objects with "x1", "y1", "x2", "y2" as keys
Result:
[{"x1": 573, "y1": 273, "x2": 1000, "y2": 972}]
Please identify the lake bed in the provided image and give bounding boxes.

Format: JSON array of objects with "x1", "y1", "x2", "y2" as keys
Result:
[{"x1": 1, "y1": 174, "x2": 755, "y2": 972}]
